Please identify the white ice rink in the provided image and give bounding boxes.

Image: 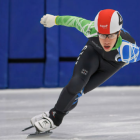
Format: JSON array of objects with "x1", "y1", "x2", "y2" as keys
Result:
[{"x1": 0, "y1": 86, "x2": 140, "y2": 140}]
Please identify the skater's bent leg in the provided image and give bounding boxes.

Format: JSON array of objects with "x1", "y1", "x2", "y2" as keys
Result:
[
  {"x1": 49, "y1": 75, "x2": 89, "y2": 126},
  {"x1": 66, "y1": 89, "x2": 84, "y2": 111},
  {"x1": 84, "y1": 60, "x2": 125, "y2": 94},
  {"x1": 54, "y1": 75, "x2": 86, "y2": 112},
  {"x1": 49, "y1": 45, "x2": 99, "y2": 126},
  {"x1": 54, "y1": 45, "x2": 99, "y2": 113},
  {"x1": 67, "y1": 100, "x2": 78, "y2": 111}
]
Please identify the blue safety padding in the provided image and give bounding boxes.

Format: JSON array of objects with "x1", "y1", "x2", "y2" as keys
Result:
[
  {"x1": 59, "y1": 0, "x2": 93, "y2": 57},
  {"x1": 44, "y1": 0, "x2": 59, "y2": 87},
  {"x1": 59, "y1": 62, "x2": 75, "y2": 87},
  {"x1": 9, "y1": 0, "x2": 44, "y2": 58},
  {"x1": 101, "y1": 62, "x2": 140, "y2": 86},
  {"x1": 9, "y1": 63, "x2": 44, "y2": 88},
  {"x1": 59, "y1": 27, "x2": 88, "y2": 57},
  {"x1": 0, "y1": 0, "x2": 9, "y2": 88}
]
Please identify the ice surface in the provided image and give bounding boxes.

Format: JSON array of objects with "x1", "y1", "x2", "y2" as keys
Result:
[{"x1": 0, "y1": 86, "x2": 140, "y2": 140}]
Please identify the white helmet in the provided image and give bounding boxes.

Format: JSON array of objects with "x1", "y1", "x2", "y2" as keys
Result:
[{"x1": 94, "y1": 9, "x2": 123, "y2": 34}]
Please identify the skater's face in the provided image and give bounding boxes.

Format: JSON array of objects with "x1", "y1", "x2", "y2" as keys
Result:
[{"x1": 99, "y1": 30, "x2": 121, "y2": 52}]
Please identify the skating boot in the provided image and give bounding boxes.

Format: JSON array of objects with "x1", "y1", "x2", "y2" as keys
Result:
[
  {"x1": 30, "y1": 112, "x2": 49, "y2": 126},
  {"x1": 34, "y1": 111, "x2": 57, "y2": 133}
]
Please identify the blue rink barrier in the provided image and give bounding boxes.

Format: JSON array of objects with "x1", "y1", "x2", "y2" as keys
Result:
[
  {"x1": 59, "y1": 62, "x2": 75, "y2": 87},
  {"x1": 9, "y1": 0, "x2": 44, "y2": 58},
  {"x1": 8, "y1": 0, "x2": 45, "y2": 88},
  {"x1": 9, "y1": 63, "x2": 44, "y2": 88},
  {"x1": 44, "y1": 0, "x2": 59, "y2": 87},
  {"x1": 0, "y1": 0, "x2": 140, "y2": 88},
  {"x1": 0, "y1": 0, "x2": 9, "y2": 88}
]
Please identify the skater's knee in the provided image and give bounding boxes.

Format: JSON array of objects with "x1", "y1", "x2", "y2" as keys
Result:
[{"x1": 67, "y1": 76, "x2": 85, "y2": 95}]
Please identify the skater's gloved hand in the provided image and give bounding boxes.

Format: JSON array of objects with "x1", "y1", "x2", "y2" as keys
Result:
[{"x1": 40, "y1": 14, "x2": 57, "y2": 28}]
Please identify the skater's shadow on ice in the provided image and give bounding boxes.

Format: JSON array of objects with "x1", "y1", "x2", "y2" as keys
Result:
[{"x1": 26, "y1": 132, "x2": 81, "y2": 140}]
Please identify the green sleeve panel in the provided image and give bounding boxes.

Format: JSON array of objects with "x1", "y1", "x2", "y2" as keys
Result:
[{"x1": 56, "y1": 16, "x2": 97, "y2": 38}]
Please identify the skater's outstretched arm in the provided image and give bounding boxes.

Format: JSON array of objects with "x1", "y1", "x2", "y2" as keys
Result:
[{"x1": 40, "y1": 14, "x2": 97, "y2": 38}]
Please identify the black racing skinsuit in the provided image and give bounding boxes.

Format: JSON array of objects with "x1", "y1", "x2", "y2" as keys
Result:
[{"x1": 49, "y1": 29, "x2": 136, "y2": 126}]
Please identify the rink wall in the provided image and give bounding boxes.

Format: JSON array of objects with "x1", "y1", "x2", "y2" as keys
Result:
[{"x1": 0, "y1": 0, "x2": 140, "y2": 88}]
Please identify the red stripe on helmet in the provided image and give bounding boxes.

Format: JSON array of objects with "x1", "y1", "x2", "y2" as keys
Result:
[{"x1": 98, "y1": 9, "x2": 115, "y2": 34}]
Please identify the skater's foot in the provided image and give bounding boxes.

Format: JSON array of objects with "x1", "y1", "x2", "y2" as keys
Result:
[
  {"x1": 31, "y1": 109, "x2": 66, "y2": 133},
  {"x1": 30, "y1": 112, "x2": 49, "y2": 126},
  {"x1": 34, "y1": 113, "x2": 57, "y2": 132}
]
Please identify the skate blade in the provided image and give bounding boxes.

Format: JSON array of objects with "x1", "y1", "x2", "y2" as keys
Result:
[
  {"x1": 27, "y1": 131, "x2": 52, "y2": 139},
  {"x1": 22, "y1": 126, "x2": 34, "y2": 131}
]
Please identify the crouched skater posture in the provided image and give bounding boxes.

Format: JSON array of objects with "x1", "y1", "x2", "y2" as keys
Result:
[{"x1": 30, "y1": 9, "x2": 140, "y2": 132}]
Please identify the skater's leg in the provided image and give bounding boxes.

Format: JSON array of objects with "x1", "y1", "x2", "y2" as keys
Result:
[
  {"x1": 65, "y1": 88, "x2": 84, "y2": 112},
  {"x1": 58, "y1": 58, "x2": 125, "y2": 114},
  {"x1": 63, "y1": 59, "x2": 126, "y2": 117},
  {"x1": 33, "y1": 50, "x2": 125, "y2": 132},
  {"x1": 49, "y1": 45, "x2": 100, "y2": 126},
  {"x1": 84, "y1": 59, "x2": 125, "y2": 93},
  {"x1": 32, "y1": 45, "x2": 100, "y2": 132},
  {"x1": 31, "y1": 54, "x2": 125, "y2": 131},
  {"x1": 30, "y1": 44, "x2": 99, "y2": 128},
  {"x1": 54, "y1": 46, "x2": 99, "y2": 110}
]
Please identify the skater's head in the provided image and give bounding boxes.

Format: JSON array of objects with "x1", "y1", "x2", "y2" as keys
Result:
[
  {"x1": 94, "y1": 9, "x2": 123, "y2": 52},
  {"x1": 98, "y1": 31, "x2": 121, "y2": 52}
]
